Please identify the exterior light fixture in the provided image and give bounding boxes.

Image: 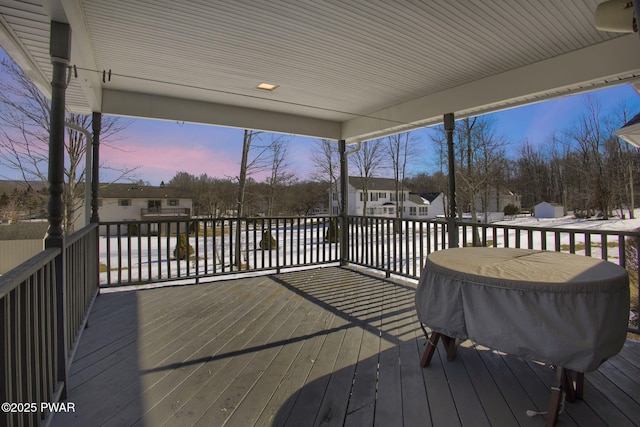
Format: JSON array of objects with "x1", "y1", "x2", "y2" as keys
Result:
[{"x1": 256, "y1": 82, "x2": 279, "y2": 91}]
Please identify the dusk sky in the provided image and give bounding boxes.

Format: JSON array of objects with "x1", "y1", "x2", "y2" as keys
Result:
[{"x1": 1, "y1": 45, "x2": 639, "y2": 186}]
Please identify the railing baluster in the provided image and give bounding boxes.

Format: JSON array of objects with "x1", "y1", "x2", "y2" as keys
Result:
[
  {"x1": 116, "y1": 223, "x2": 122, "y2": 284},
  {"x1": 569, "y1": 232, "x2": 576, "y2": 254},
  {"x1": 157, "y1": 223, "x2": 162, "y2": 279},
  {"x1": 137, "y1": 221, "x2": 142, "y2": 282}
]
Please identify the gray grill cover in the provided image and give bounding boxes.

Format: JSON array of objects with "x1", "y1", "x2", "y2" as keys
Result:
[{"x1": 415, "y1": 248, "x2": 630, "y2": 372}]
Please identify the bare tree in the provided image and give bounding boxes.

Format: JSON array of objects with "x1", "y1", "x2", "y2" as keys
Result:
[
  {"x1": 386, "y1": 132, "x2": 415, "y2": 219},
  {"x1": 349, "y1": 139, "x2": 384, "y2": 215},
  {"x1": 606, "y1": 99, "x2": 638, "y2": 219},
  {"x1": 311, "y1": 139, "x2": 341, "y2": 214},
  {"x1": 234, "y1": 130, "x2": 277, "y2": 268},
  {"x1": 427, "y1": 126, "x2": 454, "y2": 216},
  {"x1": 454, "y1": 117, "x2": 507, "y2": 222},
  {"x1": 566, "y1": 96, "x2": 612, "y2": 217},
  {"x1": 264, "y1": 135, "x2": 294, "y2": 216},
  {"x1": 0, "y1": 58, "x2": 135, "y2": 232}
]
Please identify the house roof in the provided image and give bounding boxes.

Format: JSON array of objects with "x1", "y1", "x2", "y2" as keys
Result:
[
  {"x1": 348, "y1": 177, "x2": 409, "y2": 192},
  {"x1": 616, "y1": 111, "x2": 640, "y2": 148},
  {"x1": 420, "y1": 192, "x2": 443, "y2": 203},
  {"x1": 0, "y1": 222, "x2": 48, "y2": 240},
  {"x1": 1, "y1": 1, "x2": 638, "y2": 144},
  {"x1": 535, "y1": 201, "x2": 564, "y2": 208},
  {"x1": 408, "y1": 193, "x2": 427, "y2": 205},
  {"x1": 97, "y1": 183, "x2": 192, "y2": 199}
]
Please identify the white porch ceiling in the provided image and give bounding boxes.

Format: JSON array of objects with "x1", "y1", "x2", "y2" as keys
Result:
[{"x1": 1, "y1": 0, "x2": 639, "y2": 143}]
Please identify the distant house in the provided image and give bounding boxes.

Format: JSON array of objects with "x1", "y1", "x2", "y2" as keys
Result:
[
  {"x1": 475, "y1": 186, "x2": 521, "y2": 213},
  {"x1": 534, "y1": 202, "x2": 564, "y2": 218},
  {"x1": 76, "y1": 183, "x2": 193, "y2": 235},
  {"x1": 415, "y1": 192, "x2": 446, "y2": 219},
  {"x1": 0, "y1": 221, "x2": 48, "y2": 274},
  {"x1": 329, "y1": 177, "x2": 444, "y2": 219}
]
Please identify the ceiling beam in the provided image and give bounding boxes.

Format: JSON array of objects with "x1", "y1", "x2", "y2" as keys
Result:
[
  {"x1": 101, "y1": 89, "x2": 342, "y2": 140},
  {"x1": 342, "y1": 34, "x2": 640, "y2": 142}
]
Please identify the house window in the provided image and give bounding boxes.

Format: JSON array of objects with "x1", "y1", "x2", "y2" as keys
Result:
[
  {"x1": 148, "y1": 200, "x2": 161, "y2": 212},
  {"x1": 388, "y1": 207, "x2": 395, "y2": 215},
  {"x1": 378, "y1": 192, "x2": 386, "y2": 199},
  {"x1": 370, "y1": 193, "x2": 378, "y2": 202},
  {"x1": 168, "y1": 199, "x2": 179, "y2": 206},
  {"x1": 419, "y1": 207, "x2": 428, "y2": 215},
  {"x1": 390, "y1": 193, "x2": 396, "y2": 202},
  {"x1": 119, "y1": 199, "x2": 131, "y2": 206},
  {"x1": 359, "y1": 192, "x2": 365, "y2": 202},
  {"x1": 409, "y1": 207, "x2": 416, "y2": 215}
]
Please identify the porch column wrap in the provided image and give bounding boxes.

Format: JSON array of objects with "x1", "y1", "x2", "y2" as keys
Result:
[
  {"x1": 47, "y1": 21, "x2": 71, "y2": 240},
  {"x1": 46, "y1": 20, "x2": 72, "y2": 401},
  {"x1": 339, "y1": 139, "x2": 348, "y2": 265},
  {"x1": 444, "y1": 113, "x2": 458, "y2": 248}
]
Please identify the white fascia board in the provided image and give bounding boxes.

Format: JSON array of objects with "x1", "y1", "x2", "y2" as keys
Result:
[
  {"x1": 342, "y1": 34, "x2": 640, "y2": 143},
  {"x1": 101, "y1": 89, "x2": 342, "y2": 140}
]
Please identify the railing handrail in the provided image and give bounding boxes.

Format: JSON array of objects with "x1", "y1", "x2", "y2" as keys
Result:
[
  {"x1": 346, "y1": 214, "x2": 640, "y2": 238},
  {"x1": 0, "y1": 247, "x2": 60, "y2": 298},
  {"x1": 66, "y1": 222, "x2": 99, "y2": 246}
]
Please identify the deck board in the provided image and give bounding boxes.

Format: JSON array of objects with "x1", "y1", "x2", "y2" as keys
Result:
[{"x1": 52, "y1": 266, "x2": 640, "y2": 427}]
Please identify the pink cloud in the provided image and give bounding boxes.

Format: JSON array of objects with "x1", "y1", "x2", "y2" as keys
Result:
[{"x1": 100, "y1": 141, "x2": 240, "y2": 184}]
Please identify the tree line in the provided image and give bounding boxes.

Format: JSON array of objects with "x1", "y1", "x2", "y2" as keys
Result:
[
  {"x1": 423, "y1": 96, "x2": 640, "y2": 220},
  {"x1": 166, "y1": 172, "x2": 329, "y2": 217}
]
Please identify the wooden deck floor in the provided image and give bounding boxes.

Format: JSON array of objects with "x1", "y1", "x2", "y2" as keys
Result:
[{"x1": 52, "y1": 266, "x2": 640, "y2": 427}]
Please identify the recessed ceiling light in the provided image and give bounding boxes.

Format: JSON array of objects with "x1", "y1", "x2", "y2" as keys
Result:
[{"x1": 256, "y1": 82, "x2": 279, "y2": 91}]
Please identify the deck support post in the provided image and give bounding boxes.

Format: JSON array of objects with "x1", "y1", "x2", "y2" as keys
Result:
[
  {"x1": 444, "y1": 113, "x2": 458, "y2": 248},
  {"x1": 46, "y1": 20, "x2": 71, "y2": 399},
  {"x1": 339, "y1": 139, "x2": 348, "y2": 265},
  {"x1": 91, "y1": 112, "x2": 102, "y2": 223}
]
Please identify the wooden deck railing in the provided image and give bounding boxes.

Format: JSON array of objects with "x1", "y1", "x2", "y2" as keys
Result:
[
  {"x1": 99, "y1": 216, "x2": 340, "y2": 286},
  {"x1": 0, "y1": 223, "x2": 99, "y2": 427},
  {"x1": 346, "y1": 216, "x2": 640, "y2": 278}
]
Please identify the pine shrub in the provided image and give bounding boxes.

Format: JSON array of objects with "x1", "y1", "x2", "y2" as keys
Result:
[{"x1": 173, "y1": 233, "x2": 194, "y2": 260}]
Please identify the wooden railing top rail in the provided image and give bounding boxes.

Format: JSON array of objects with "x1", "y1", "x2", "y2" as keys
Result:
[
  {"x1": 66, "y1": 222, "x2": 98, "y2": 246},
  {"x1": 345, "y1": 215, "x2": 640, "y2": 237}
]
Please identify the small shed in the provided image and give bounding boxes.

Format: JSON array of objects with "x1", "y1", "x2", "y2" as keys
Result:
[
  {"x1": 534, "y1": 202, "x2": 564, "y2": 219},
  {"x1": 0, "y1": 222, "x2": 48, "y2": 274}
]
